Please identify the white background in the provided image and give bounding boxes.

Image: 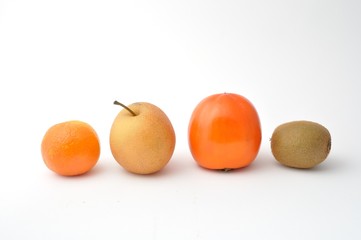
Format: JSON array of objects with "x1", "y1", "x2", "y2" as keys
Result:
[{"x1": 1, "y1": 0, "x2": 360, "y2": 239}]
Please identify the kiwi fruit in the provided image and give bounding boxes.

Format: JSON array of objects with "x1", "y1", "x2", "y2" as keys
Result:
[{"x1": 270, "y1": 120, "x2": 331, "y2": 169}]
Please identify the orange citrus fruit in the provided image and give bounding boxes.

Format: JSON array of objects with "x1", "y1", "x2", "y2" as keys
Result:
[{"x1": 41, "y1": 120, "x2": 100, "y2": 176}]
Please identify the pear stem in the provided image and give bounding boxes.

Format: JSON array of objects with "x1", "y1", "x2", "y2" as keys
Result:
[{"x1": 113, "y1": 100, "x2": 136, "y2": 116}]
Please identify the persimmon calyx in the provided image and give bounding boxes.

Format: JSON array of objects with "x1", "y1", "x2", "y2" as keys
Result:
[{"x1": 221, "y1": 168, "x2": 233, "y2": 172}]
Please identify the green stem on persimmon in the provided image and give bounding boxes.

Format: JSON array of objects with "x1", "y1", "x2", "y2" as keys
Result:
[{"x1": 113, "y1": 100, "x2": 136, "y2": 116}]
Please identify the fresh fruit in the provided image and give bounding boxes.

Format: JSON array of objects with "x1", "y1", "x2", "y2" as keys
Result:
[
  {"x1": 110, "y1": 101, "x2": 176, "y2": 174},
  {"x1": 188, "y1": 93, "x2": 262, "y2": 171},
  {"x1": 270, "y1": 120, "x2": 331, "y2": 168},
  {"x1": 41, "y1": 120, "x2": 100, "y2": 176}
]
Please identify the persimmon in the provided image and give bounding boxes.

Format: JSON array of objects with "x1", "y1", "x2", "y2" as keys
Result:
[
  {"x1": 41, "y1": 120, "x2": 100, "y2": 176},
  {"x1": 188, "y1": 93, "x2": 262, "y2": 170}
]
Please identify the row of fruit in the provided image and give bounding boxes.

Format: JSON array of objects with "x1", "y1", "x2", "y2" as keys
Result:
[{"x1": 41, "y1": 93, "x2": 331, "y2": 176}]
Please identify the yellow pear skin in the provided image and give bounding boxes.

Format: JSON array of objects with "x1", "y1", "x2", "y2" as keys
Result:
[{"x1": 110, "y1": 102, "x2": 176, "y2": 174}]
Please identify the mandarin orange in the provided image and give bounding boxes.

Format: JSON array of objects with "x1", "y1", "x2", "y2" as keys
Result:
[{"x1": 41, "y1": 120, "x2": 100, "y2": 176}]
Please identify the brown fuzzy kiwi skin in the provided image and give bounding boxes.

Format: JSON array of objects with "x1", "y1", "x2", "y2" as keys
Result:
[{"x1": 270, "y1": 120, "x2": 331, "y2": 169}]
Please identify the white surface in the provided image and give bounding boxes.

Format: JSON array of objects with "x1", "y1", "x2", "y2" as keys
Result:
[{"x1": 1, "y1": 0, "x2": 360, "y2": 239}]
